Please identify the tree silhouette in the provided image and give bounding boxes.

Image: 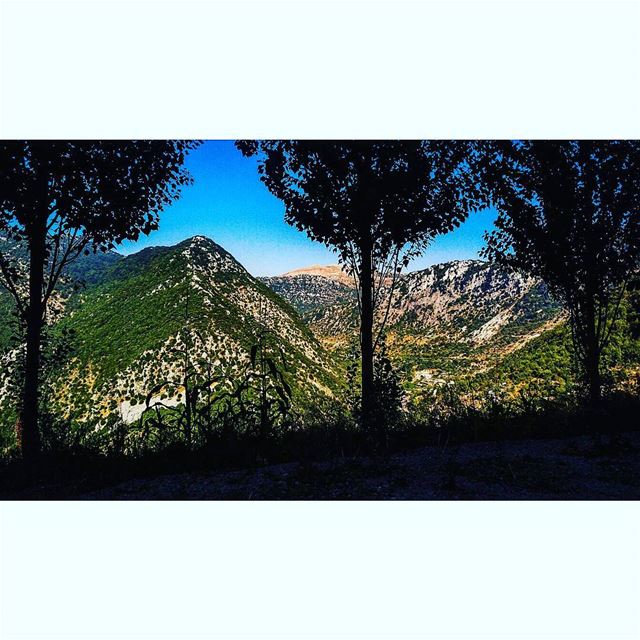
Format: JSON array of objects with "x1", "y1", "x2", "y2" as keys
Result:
[
  {"x1": 482, "y1": 140, "x2": 640, "y2": 405},
  {"x1": 237, "y1": 140, "x2": 485, "y2": 430},
  {"x1": 0, "y1": 140, "x2": 199, "y2": 458}
]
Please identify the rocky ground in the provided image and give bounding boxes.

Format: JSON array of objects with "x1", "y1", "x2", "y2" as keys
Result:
[{"x1": 72, "y1": 431, "x2": 640, "y2": 500}]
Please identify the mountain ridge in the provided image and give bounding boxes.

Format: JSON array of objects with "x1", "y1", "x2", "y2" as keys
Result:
[
  {"x1": 0, "y1": 236, "x2": 342, "y2": 432},
  {"x1": 280, "y1": 264, "x2": 353, "y2": 286}
]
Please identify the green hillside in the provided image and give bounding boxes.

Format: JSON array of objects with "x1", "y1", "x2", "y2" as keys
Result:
[{"x1": 0, "y1": 237, "x2": 342, "y2": 451}]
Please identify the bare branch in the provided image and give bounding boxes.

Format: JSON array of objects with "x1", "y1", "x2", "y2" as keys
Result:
[
  {"x1": 600, "y1": 282, "x2": 627, "y2": 351},
  {"x1": 374, "y1": 247, "x2": 401, "y2": 350},
  {"x1": 0, "y1": 251, "x2": 26, "y2": 319},
  {"x1": 43, "y1": 228, "x2": 88, "y2": 307}
]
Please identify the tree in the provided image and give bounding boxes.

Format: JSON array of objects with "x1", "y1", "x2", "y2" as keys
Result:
[
  {"x1": 0, "y1": 140, "x2": 199, "y2": 458},
  {"x1": 482, "y1": 140, "x2": 640, "y2": 405},
  {"x1": 237, "y1": 140, "x2": 485, "y2": 430}
]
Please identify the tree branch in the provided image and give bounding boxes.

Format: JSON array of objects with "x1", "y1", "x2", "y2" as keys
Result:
[{"x1": 0, "y1": 251, "x2": 26, "y2": 319}]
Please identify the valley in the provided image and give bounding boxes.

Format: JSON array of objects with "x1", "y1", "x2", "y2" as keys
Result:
[{"x1": 262, "y1": 257, "x2": 566, "y2": 392}]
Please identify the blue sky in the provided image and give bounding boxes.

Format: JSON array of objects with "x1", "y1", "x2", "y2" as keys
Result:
[{"x1": 118, "y1": 140, "x2": 497, "y2": 276}]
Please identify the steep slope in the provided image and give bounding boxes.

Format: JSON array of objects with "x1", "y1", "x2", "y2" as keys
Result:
[
  {"x1": 0, "y1": 293, "x2": 17, "y2": 353},
  {"x1": 1, "y1": 236, "x2": 340, "y2": 428},
  {"x1": 387, "y1": 260, "x2": 562, "y2": 344}
]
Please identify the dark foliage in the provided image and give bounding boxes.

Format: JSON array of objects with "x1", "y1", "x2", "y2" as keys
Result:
[
  {"x1": 237, "y1": 140, "x2": 488, "y2": 429},
  {"x1": 1, "y1": 392, "x2": 639, "y2": 499},
  {"x1": 0, "y1": 140, "x2": 199, "y2": 457},
  {"x1": 482, "y1": 140, "x2": 640, "y2": 405}
]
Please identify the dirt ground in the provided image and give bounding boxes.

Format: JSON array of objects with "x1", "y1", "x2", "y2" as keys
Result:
[{"x1": 75, "y1": 430, "x2": 640, "y2": 500}]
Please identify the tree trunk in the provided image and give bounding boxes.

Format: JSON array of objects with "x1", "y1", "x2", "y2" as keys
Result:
[
  {"x1": 184, "y1": 376, "x2": 192, "y2": 447},
  {"x1": 20, "y1": 207, "x2": 47, "y2": 459},
  {"x1": 587, "y1": 359, "x2": 602, "y2": 407},
  {"x1": 359, "y1": 235, "x2": 375, "y2": 431},
  {"x1": 583, "y1": 297, "x2": 602, "y2": 408},
  {"x1": 584, "y1": 334, "x2": 602, "y2": 407}
]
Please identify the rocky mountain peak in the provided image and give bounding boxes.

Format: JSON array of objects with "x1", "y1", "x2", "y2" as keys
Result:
[
  {"x1": 281, "y1": 264, "x2": 353, "y2": 287},
  {"x1": 172, "y1": 235, "x2": 248, "y2": 275}
]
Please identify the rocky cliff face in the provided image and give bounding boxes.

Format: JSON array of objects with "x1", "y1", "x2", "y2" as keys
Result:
[
  {"x1": 292, "y1": 260, "x2": 561, "y2": 341},
  {"x1": 387, "y1": 260, "x2": 561, "y2": 343}
]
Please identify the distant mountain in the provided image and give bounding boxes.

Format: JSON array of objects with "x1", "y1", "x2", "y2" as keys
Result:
[
  {"x1": 260, "y1": 273, "x2": 355, "y2": 316},
  {"x1": 0, "y1": 234, "x2": 122, "y2": 287},
  {"x1": 64, "y1": 247, "x2": 122, "y2": 286},
  {"x1": 388, "y1": 260, "x2": 561, "y2": 342},
  {"x1": 263, "y1": 259, "x2": 564, "y2": 386},
  {"x1": 0, "y1": 236, "x2": 122, "y2": 351},
  {"x1": 280, "y1": 264, "x2": 353, "y2": 286},
  {"x1": 0, "y1": 236, "x2": 341, "y2": 428}
]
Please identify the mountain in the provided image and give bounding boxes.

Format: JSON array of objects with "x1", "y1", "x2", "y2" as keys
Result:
[
  {"x1": 387, "y1": 260, "x2": 561, "y2": 343},
  {"x1": 0, "y1": 234, "x2": 122, "y2": 287},
  {"x1": 260, "y1": 263, "x2": 356, "y2": 323},
  {"x1": 0, "y1": 242, "x2": 566, "y2": 425},
  {"x1": 260, "y1": 272, "x2": 355, "y2": 316},
  {"x1": 385, "y1": 260, "x2": 564, "y2": 385},
  {"x1": 65, "y1": 247, "x2": 122, "y2": 286},
  {"x1": 0, "y1": 236, "x2": 122, "y2": 352},
  {"x1": 0, "y1": 236, "x2": 341, "y2": 429},
  {"x1": 263, "y1": 259, "x2": 564, "y2": 387},
  {"x1": 281, "y1": 264, "x2": 353, "y2": 286}
]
